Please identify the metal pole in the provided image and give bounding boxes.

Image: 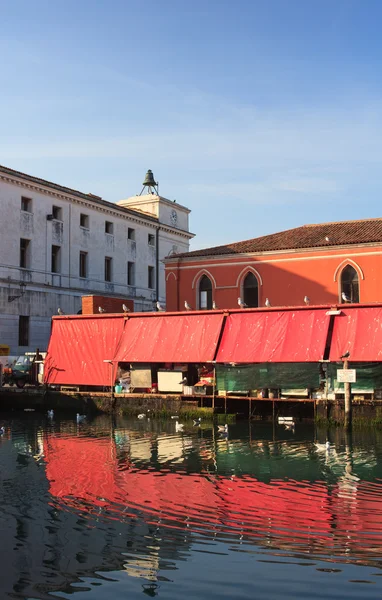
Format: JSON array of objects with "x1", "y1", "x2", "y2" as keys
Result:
[
  {"x1": 212, "y1": 367, "x2": 215, "y2": 413},
  {"x1": 343, "y1": 358, "x2": 352, "y2": 430}
]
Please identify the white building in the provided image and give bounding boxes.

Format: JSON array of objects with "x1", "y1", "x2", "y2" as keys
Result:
[{"x1": 0, "y1": 165, "x2": 193, "y2": 355}]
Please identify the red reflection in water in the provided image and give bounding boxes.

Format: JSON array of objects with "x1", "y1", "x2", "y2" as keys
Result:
[{"x1": 44, "y1": 434, "x2": 382, "y2": 564}]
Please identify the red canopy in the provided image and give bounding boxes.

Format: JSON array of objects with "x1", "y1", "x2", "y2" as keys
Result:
[
  {"x1": 329, "y1": 307, "x2": 382, "y2": 361},
  {"x1": 113, "y1": 313, "x2": 224, "y2": 363},
  {"x1": 216, "y1": 309, "x2": 331, "y2": 363},
  {"x1": 44, "y1": 317, "x2": 125, "y2": 386}
]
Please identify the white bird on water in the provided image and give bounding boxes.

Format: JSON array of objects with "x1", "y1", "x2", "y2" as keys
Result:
[
  {"x1": 171, "y1": 415, "x2": 179, "y2": 419},
  {"x1": 0, "y1": 426, "x2": 5, "y2": 435},
  {"x1": 304, "y1": 296, "x2": 310, "y2": 305},
  {"x1": 341, "y1": 292, "x2": 351, "y2": 303},
  {"x1": 237, "y1": 297, "x2": 247, "y2": 308},
  {"x1": 175, "y1": 421, "x2": 184, "y2": 432},
  {"x1": 193, "y1": 418, "x2": 202, "y2": 426},
  {"x1": 47, "y1": 409, "x2": 54, "y2": 419},
  {"x1": 265, "y1": 298, "x2": 271, "y2": 307},
  {"x1": 218, "y1": 424, "x2": 228, "y2": 433},
  {"x1": 137, "y1": 413, "x2": 146, "y2": 419},
  {"x1": 122, "y1": 303, "x2": 130, "y2": 312},
  {"x1": 156, "y1": 301, "x2": 165, "y2": 311},
  {"x1": 98, "y1": 306, "x2": 106, "y2": 313},
  {"x1": 76, "y1": 413, "x2": 86, "y2": 423},
  {"x1": 184, "y1": 301, "x2": 192, "y2": 311}
]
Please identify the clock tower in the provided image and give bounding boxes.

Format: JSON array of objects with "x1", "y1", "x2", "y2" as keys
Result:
[
  {"x1": 117, "y1": 169, "x2": 191, "y2": 232},
  {"x1": 116, "y1": 170, "x2": 194, "y2": 305}
]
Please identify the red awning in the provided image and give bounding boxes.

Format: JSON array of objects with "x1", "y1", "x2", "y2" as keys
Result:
[
  {"x1": 216, "y1": 309, "x2": 330, "y2": 363},
  {"x1": 113, "y1": 313, "x2": 224, "y2": 363},
  {"x1": 329, "y1": 307, "x2": 382, "y2": 361},
  {"x1": 44, "y1": 317, "x2": 125, "y2": 386}
]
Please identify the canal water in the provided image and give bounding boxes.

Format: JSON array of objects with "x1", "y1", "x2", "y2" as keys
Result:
[{"x1": 1, "y1": 414, "x2": 382, "y2": 600}]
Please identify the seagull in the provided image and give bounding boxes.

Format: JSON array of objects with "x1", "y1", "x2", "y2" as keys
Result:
[
  {"x1": 122, "y1": 303, "x2": 130, "y2": 312},
  {"x1": 238, "y1": 297, "x2": 247, "y2": 308},
  {"x1": 137, "y1": 413, "x2": 146, "y2": 419},
  {"x1": 340, "y1": 350, "x2": 350, "y2": 359},
  {"x1": 218, "y1": 424, "x2": 228, "y2": 433},
  {"x1": 76, "y1": 413, "x2": 86, "y2": 423},
  {"x1": 179, "y1": 377, "x2": 187, "y2": 385},
  {"x1": 175, "y1": 421, "x2": 184, "y2": 432},
  {"x1": 265, "y1": 298, "x2": 271, "y2": 307},
  {"x1": 193, "y1": 418, "x2": 202, "y2": 426},
  {"x1": 212, "y1": 300, "x2": 217, "y2": 309},
  {"x1": 304, "y1": 296, "x2": 310, "y2": 305},
  {"x1": 0, "y1": 426, "x2": 5, "y2": 435},
  {"x1": 156, "y1": 301, "x2": 165, "y2": 311},
  {"x1": 98, "y1": 306, "x2": 106, "y2": 313},
  {"x1": 284, "y1": 422, "x2": 295, "y2": 431},
  {"x1": 47, "y1": 409, "x2": 54, "y2": 419},
  {"x1": 57, "y1": 307, "x2": 65, "y2": 315},
  {"x1": 184, "y1": 301, "x2": 192, "y2": 311},
  {"x1": 341, "y1": 292, "x2": 351, "y2": 303}
]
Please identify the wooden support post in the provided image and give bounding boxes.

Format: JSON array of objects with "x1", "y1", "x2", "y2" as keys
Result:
[
  {"x1": 224, "y1": 396, "x2": 227, "y2": 414},
  {"x1": 249, "y1": 397, "x2": 251, "y2": 420},
  {"x1": 343, "y1": 358, "x2": 352, "y2": 430}
]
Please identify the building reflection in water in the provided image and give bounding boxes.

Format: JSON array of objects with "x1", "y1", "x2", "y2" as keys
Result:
[{"x1": 1, "y1": 416, "x2": 382, "y2": 599}]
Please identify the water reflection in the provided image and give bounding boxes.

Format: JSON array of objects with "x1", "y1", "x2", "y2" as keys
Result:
[{"x1": 1, "y1": 415, "x2": 382, "y2": 598}]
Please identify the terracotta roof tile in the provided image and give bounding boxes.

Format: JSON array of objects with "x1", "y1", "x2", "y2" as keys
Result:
[{"x1": 171, "y1": 218, "x2": 382, "y2": 259}]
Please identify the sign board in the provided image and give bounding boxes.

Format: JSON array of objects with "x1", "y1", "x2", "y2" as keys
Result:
[{"x1": 337, "y1": 369, "x2": 356, "y2": 383}]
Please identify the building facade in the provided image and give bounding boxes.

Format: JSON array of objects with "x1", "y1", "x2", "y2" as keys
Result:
[
  {"x1": 164, "y1": 219, "x2": 382, "y2": 311},
  {"x1": 0, "y1": 165, "x2": 193, "y2": 355}
]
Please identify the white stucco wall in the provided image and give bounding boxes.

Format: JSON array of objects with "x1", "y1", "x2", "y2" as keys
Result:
[{"x1": 0, "y1": 170, "x2": 193, "y2": 354}]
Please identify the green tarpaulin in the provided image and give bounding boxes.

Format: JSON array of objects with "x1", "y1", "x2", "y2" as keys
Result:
[{"x1": 216, "y1": 363, "x2": 321, "y2": 392}]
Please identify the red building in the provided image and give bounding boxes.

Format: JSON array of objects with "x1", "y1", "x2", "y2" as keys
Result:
[{"x1": 164, "y1": 218, "x2": 382, "y2": 311}]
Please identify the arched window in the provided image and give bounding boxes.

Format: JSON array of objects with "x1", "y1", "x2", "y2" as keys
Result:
[
  {"x1": 243, "y1": 272, "x2": 259, "y2": 308},
  {"x1": 199, "y1": 275, "x2": 213, "y2": 309},
  {"x1": 341, "y1": 265, "x2": 359, "y2": 303}
]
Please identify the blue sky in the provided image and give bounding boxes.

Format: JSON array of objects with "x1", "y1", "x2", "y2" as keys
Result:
[{"x1": 2, "y1": 0, "x2": 382, "y2": 249}]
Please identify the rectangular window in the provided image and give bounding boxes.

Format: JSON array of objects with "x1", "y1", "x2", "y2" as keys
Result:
[
  {"x1": 51, "y1": 245, "x2": 61, "y2": 273},
  {"x1": 200, "y1": 291, "x2": 208, "y2": 309},
  {"x1": 80, "y1": 213, "x2": 89, "y2": 228},
  {"x1": 105, "y1": 257, "x2": 112, "y2": 282},
  {"x1": 18, "y1": 316, "x2": 29, "y2": 347},
  {"x1": 148, "y1": 233, "x2": 155, "y2": 246},
  {"x1": 79, "y1": 251, "x2": 88, "y2": 278},
  {"x1": 148, "y1": 266, "x2": 155, "y2": 289},
  {"x1": 21, "y1": 197, "x2": 32, "y2": 212},
  {"x1": 20, "y1": 238, "x2": 30, "y2": 268},
  {"x1": 105, "y1": 221, "x2": 113, "y2": 234},
  {"x1": 127, "y1": 261, "x2": 135, "y2": 286},
  {"x1": 52, "y1": 205, "x2": 62, "y2": 220},
  {"x1": 128, "y1": 227, "x2": 135, "y2": 240}
]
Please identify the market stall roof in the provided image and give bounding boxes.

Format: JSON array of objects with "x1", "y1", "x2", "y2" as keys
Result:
[
  {"x1": 113, "y1": 312, "x2": 224, "y2": 363},
  {"x1": 44, "y1": 316, "x2": 125, "y2": 386},
  {"x1": 329, "y1": 306, "x2": 382, "y2": 362},
  {"x1": 216, "y1": 309, "x2": 331, "y2": 363}
]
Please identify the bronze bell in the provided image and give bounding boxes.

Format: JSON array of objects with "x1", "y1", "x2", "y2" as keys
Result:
[{"x1": 142, "y1": 169, "x2": 157, "y2": 187}]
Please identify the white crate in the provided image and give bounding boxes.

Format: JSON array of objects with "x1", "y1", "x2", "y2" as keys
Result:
[{"x1": 183, "y1": 385, "x2": 194, "y2": 396}]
